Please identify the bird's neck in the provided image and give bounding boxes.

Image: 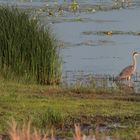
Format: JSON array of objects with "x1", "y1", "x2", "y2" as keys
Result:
[{"x1": 132, "y1": 55, "x2": 136, "y2": 71}]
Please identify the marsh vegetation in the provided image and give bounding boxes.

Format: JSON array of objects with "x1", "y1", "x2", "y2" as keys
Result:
[
  {"x1": 0, "y1": 6, "x2": 61, "y2": 85},
  {"x1": 0, "y1": 0, "x2": 140, "y2": 139},
  {"x1": 0, "y1": 81, "x2": 140, "y2": 139}
]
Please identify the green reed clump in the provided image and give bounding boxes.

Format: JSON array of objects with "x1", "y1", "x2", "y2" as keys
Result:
[
  {"x1": 39, "y1": 107, "x2": 64, "y2": 128},
  {"x1": 0, "y1": 6, "x2": 61, "y2": 84}
]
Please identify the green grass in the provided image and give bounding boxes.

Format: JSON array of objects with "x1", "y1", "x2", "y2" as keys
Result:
[
  {"x1": 0, "y1": 80, "x2": 139, "y2": 139},
  {"x1": 0, "y1": 6, "x2": 61, "y2": 85}
]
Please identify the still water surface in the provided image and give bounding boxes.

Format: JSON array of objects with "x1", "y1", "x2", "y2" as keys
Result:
[{"x1": 0, "y1": 0, "x2": 140, "y2": 78}]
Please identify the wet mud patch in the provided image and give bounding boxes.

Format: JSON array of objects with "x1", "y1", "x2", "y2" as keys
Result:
[
  {"x1": 45, "y1": 17, "x2": 93, "y2": 24},
  {"x1": 46, "y1": 17, "x2": 119, "y2": 24},
  {"x1": 64, "y1": 114, "x2": 140, "y2": 134},
  {"x1": 76, "y1": 40, "x2": 115, "y2": 47},
  {"x1": 83, "y1": 30, "x2": 140, "y2": 36}
]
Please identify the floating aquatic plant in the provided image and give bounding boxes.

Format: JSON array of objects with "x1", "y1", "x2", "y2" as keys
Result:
[{"x1": 69, "y1": 0, "x2": 79, "y2": 13}]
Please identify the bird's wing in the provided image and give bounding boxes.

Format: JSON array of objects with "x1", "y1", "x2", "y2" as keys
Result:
[{"x1": 118, "y1": 65, "x2": 134, "y2": 78}]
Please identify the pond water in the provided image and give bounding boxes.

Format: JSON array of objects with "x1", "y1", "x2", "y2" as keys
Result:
[
  {"x1": 53, "y1": 2, "x2": 140, "y2": 75},
  {"x1": 0, "y1": 0, "x2": 140, "y2": 86}
]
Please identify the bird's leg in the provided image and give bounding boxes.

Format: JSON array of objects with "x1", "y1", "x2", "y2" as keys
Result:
[
  {"x1": 127, "y1": 76, "x2": 133, "y2": 87},
  {"x1": 126, "y1": 76, "x2": 130, "y2": 81}
]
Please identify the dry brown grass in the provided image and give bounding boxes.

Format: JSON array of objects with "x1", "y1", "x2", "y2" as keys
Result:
[
  {"x1": 3, "y1": 120, "x2": 139, "y2": 140},
  {"x1": 8, "y1": 119, "x2": 53, "y2": 140}
]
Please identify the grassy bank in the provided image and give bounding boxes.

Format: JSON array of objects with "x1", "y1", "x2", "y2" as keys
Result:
[
  {"x1": 0, "y1": 80, "x2": 139, "y2": 139},
  {"x1": 0, "y1": 6, "x2": 61, "y2": 85}
]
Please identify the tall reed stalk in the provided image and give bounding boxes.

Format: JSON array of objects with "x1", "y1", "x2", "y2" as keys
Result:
[{"x1": 0, "y1": 6, "x2": 61, "y2": 84}]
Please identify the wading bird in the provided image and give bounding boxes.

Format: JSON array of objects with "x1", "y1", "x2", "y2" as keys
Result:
[{"x1": 116, "y1": 52, "x2": 140, "y2": 81}]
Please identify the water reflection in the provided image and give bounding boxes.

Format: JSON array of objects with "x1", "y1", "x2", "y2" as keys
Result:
[{"x1": 62, "y1": 70, "x2": 140, "y2": 93}]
